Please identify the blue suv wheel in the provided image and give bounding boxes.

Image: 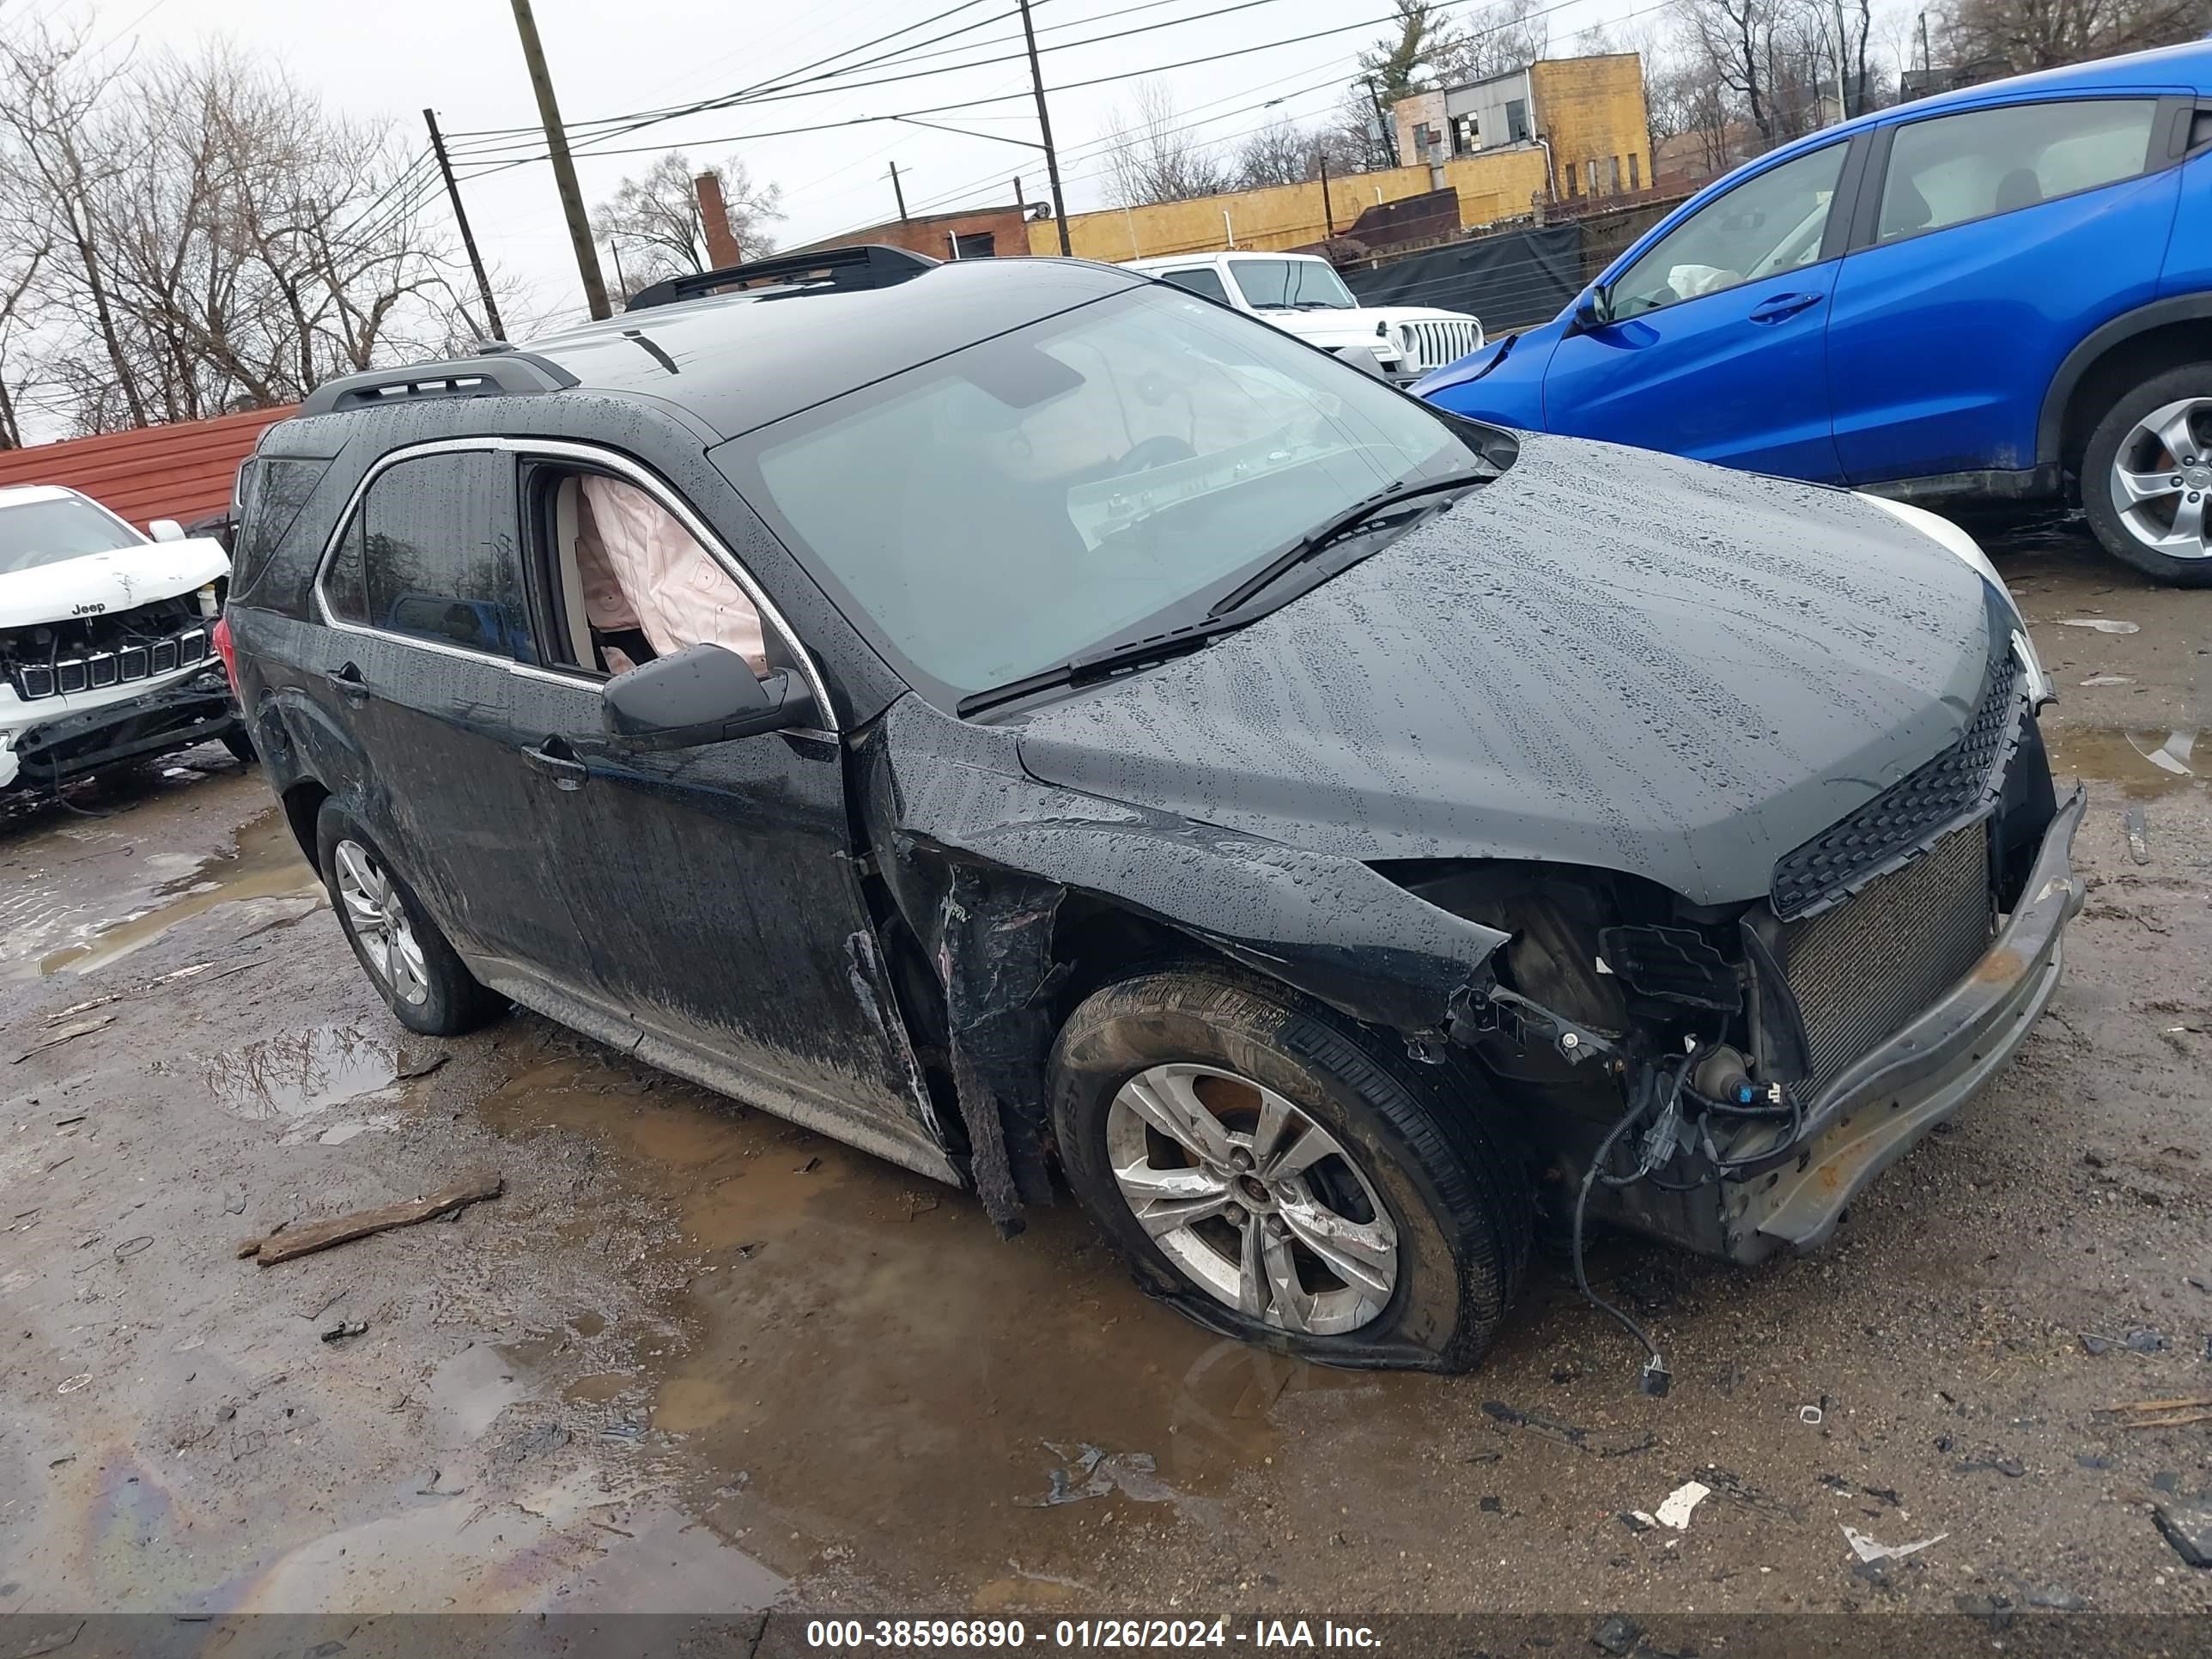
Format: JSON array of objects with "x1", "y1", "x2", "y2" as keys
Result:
[{"x1": 2081, "y1": 363, "x2": 2212, "y2": 586}]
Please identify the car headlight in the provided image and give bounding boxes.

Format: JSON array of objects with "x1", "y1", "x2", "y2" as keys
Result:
[{"x1": 1856, "y1": 494, "x2": 2051, "y2": 708}]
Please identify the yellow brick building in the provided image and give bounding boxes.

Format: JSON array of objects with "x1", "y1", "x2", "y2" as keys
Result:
[
  {"x1": 1394, "y1": 54, "x2": 1651, "y2": 204},
  {"x1": 1024, "y1": 149, "x2": 1552, "y2": 262}
]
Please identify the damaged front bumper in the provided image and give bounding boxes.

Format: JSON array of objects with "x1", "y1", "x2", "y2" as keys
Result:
[
  {"x1": 1722, "y1": 787, "x2": 2087, "y2": 1263},
  {"x1": 0, "y1": 667, "x2": 240, "y2": 790}
]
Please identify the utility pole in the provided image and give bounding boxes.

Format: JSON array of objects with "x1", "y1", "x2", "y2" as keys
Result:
[
  {"x1": 606, "y1": 237, "x2": 627, "y2": 297},
  {"x1": 1364, "y1": 76, "x2": 1399, "y2": 167},
  {"x1": 507, "y1": 0, "x2": 611, "y2": 320},
  {"x1": 423, "y1": 108, "x2": 505, "y2": 341},
  {"x1": 1016, "y1": 0, "x2": 1071, "y2": 256},
  {"x1": 1319, "y1": 149, "x2": 1334, "y2": 237},
  {"x1": 1833, "y1": 0, "x2": 1852, "y2": 117},
  {"x1": 889, "y1": 160, "x2": 909, "y2": 222},
  {"x1": 1918, "y1": 11, "x2": 1931, "y2": 74}
]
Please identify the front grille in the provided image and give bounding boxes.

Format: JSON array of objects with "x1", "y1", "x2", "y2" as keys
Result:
[
  {"x1": 1784, "y1": 823, "x2": 1995, "y2": 1091},
  {"x1": 1396, "y1": 319, "x2": 1483, "y2": 374},
  {"x1": 3, "y1": 602, "x2": 211, "y2": 704},
  {"x1": 1771, "y1": 653, "x2": 2023, "y2": 920}
]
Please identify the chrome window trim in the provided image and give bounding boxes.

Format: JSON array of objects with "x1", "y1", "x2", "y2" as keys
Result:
[{"x1": 310, "y1": 436, "x2": 839, "y2": 731}]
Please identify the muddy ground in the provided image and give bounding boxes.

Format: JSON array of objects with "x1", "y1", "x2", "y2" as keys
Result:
[{"x1": 1, "y1": 517, "x2": 2208, "y2": 1626}]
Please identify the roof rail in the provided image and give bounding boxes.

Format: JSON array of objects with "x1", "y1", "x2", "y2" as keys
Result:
[
  {"x1": 626, "y1": 244, "x2": 938, "y2": 312},
  {"x1": 298, "y1": 351, "x2": 580, "y2": 418}
]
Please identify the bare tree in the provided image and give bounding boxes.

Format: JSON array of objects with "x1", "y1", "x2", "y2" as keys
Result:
[
  {"x1": 1934, "y1": 0, "x2": 2205, "y2": 70},
  {"x1": 1436, "y1": 0, "x2": 1554, "y2": 84},
  {"x1": 1334, "y1": 80, "x2": 1401, "y2": 171},
  {"x1": 1229, "y1": 118, "x2": 1352, "y2": 191},
  {"x1": 1101, "y1": 80, "x2": 1234, "y2": 207},
  {"x1": 593, "y1": 151, "x2": 780, "y2": 299},
  {"x1": 0, "y1": 29, "x2": 149, "y2": 427},
  {"x1": 0, "y1": 243, "x2": 48, "y2": 448},
  {"x1": 0, "y1": 21, "x2": 540, "y2": 438}
]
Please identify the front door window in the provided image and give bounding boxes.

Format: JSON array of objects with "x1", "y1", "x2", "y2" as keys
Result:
[{"x1": 1610, "y1": 143, "x2": 1848, "y2": 319}]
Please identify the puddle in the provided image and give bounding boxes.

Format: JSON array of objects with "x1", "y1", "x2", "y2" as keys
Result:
[
  {"x1": 223, "y1": 1480, "x2": 785, "y2": 1614},
  {"x1": 205, "y1": 1024, "x2": 399, "y2": 1121},
  {"x1": 2047, "y1": 726, "x2": 2203, "y2": 799},
  {"x1": 38, "y1": 805, "x2": 321, "y2": 976},
  {"x1": 423, "y1": 1341, "x2": 527, "y2": 1448},
  {"x1": 473, "y1": 1035, "x2": 1393, "y2": 1595}
]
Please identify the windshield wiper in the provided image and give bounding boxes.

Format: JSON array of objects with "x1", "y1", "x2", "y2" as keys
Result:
[
  {"x1": 1206, "y1": 469, "x2": 1489, "y2": 617},
  {"x1": 956, "y1": 614, "x2": 1259, "y2": 718},
  {"x1": 956, "y1": 470, "x2": 1491, "y2": 719}
]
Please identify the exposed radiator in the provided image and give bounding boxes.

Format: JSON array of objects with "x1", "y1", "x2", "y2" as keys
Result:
[{"x1": 1784, "y1": 823, "x2": 1996, "y2": 1092}]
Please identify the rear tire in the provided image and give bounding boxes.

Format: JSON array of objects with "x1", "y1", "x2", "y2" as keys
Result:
[
  {"x1": 315, "y1": 801, "x2": 504, "y2": 1037},
  {"x1": 1049, "y1": 962, "x2": 1531, "y2": 1372},
  {"x1": 2081, "y1": 363, "x2": 2212, "y2": 586}
]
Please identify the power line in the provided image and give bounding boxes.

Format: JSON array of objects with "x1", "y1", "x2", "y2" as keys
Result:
[
  {"x1": 453, "y1": 0, "x2": 1627, "y2": 179},
  {"x1": 805, "y1": 0, "x2": 1670, "y2": 234},
  {"x1": 445, "y1": 0, "x2": 1323, "y2": 167},
  {"x1": 447, "y1": 0, "x2": 1012, "y2": 144}
]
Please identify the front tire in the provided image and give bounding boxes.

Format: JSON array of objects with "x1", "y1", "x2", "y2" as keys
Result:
[
  {"x1": 315, "y1": 802, "x2": 504, "y2": 1037},
  {"x1": 1049, "y1": 963, "x2": 1531, "y2": 1371},
  {"x1": 2081, "y1": 365, "x2": 2212, "y2": 585}
]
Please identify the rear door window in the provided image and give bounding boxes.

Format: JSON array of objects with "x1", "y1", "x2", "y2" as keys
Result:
[
  {"x1": 1875, "y1": 98, "x2": 2161, "y2": 241},
  {"x1": 324, "y1": 451, "x2": 525, "y2": 658}
]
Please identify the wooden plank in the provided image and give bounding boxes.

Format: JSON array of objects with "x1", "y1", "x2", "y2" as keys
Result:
[
  {"x1": 240, "y1": 1172, "x2": 503, "y2": 1266},
  {"x1": 13, "y1": 1015, "x2": 115, "y2": 1064}
]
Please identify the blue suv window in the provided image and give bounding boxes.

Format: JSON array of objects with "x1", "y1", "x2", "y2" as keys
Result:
[
  {"x1": 1611, "y1": 142, "x2": 1847, "y2": 319},
  {"x1": 322, "y1": 451, "x2": 524, "y2": 658},
  {"x1": 1877, "y1": 98, "x2": 2161, "y2": 241}
]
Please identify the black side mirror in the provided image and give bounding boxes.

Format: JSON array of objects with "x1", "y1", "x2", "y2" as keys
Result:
[
  {"x1": 601, "y1": 642, "x2": 811, "y2": 750},
  {"x1": 1568, "y1": 288, "x2": 1611, "y2": 335}
]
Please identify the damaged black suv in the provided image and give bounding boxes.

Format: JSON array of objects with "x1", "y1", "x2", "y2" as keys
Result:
[{"x1": 225, "y1": 246, "x2": 2083, "y2": 1376}]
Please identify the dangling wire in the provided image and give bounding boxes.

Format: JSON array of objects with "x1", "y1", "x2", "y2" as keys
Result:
[{"x1": 1571, "y1": 1066, "x2": 1675, "y2": 1397}]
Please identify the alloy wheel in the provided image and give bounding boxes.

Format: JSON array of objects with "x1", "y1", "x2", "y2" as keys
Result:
[
  {"x1": 1104, "y1": 1062, "x2": 1398, "y2": 1334},
  {"x1": 333, "y1": 839, "x2": 429, "y2": 1006},
  {"x1": 2111, "y1": 398, "x2": 2212, "y2": 560}
]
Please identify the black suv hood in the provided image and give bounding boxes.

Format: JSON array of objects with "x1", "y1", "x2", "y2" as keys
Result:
[{"x1": 1012, "y1": 433, "x2": 2000, "y2": 908}]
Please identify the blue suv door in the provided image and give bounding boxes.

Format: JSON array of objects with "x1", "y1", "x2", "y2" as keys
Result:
[
  {"x1": 1826, "y1": 93, "x2": 2183, "y2": 486},
  {"x1": 1539, "y1": 138, "x2": 1856, "y2": 478}
]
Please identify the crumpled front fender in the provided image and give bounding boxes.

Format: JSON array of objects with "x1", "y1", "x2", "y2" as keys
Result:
[
  {"x1": 854, "y1": 696, "x2": 1516, "y2": 1227},
  {"x1": 872, "y1": 696, "x2": 1512, "y2": 1036}
]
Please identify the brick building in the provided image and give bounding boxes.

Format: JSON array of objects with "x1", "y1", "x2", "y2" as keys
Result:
[
  {"x1": 1393, "y1": 54, "x2": 1651, "y2": 205},
  {"x1": 801, "y1": 204, "x2": 1036, "y2": 263}
]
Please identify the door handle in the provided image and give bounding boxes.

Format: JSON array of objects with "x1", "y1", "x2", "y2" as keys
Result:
[
  {"x1": 1747, "y1": 292, "x2": 1824, "y2": 325},
  {"x1": 523, "y1": 738, "x2": 588, "y2": 792},
  {"x1": 324, "y1": 663, "x2": 369, "y2": 705}
]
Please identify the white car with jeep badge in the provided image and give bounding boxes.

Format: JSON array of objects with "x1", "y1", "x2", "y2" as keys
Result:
[{"x1": 0, "y1": 483, "x2": 246, "y2": 793}]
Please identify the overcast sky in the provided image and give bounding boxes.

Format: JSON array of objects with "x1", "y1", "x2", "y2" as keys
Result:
[{"x1": 39, "y1": 0, "x2": 1651, "y2": 329}]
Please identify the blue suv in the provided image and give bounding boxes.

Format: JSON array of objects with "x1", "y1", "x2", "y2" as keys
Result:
[{"x1": 1419, "y1": 42, "x2": 2212, "y2": 585}]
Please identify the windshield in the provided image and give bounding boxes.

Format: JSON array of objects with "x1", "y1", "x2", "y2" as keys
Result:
[
  {"x1": 723, "y1": 287, "x2": 1471, "y2": 699},
  {"x1": 1230, "y1": 259, "x2": 1358, "y2": 311},
  {"x1": 0, "y1": 495, "x2": 144, "y2": 574}
]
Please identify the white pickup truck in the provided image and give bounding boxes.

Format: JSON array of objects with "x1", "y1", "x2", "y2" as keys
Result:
[
  {"x1": 1121, "y1": 251, "x2": 1483, "y2": 384},
  {"x1": 0, "y1": 484, "x2": 245, "y2": 794}
]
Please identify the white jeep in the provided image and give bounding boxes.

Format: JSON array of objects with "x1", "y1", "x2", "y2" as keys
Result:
[
  {"x1": 1121, "y1": 251, "x2": 1483, "y2": 384},
  {"x1": 0, "y1": 484, "x2": 244, "y2": 794}
]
